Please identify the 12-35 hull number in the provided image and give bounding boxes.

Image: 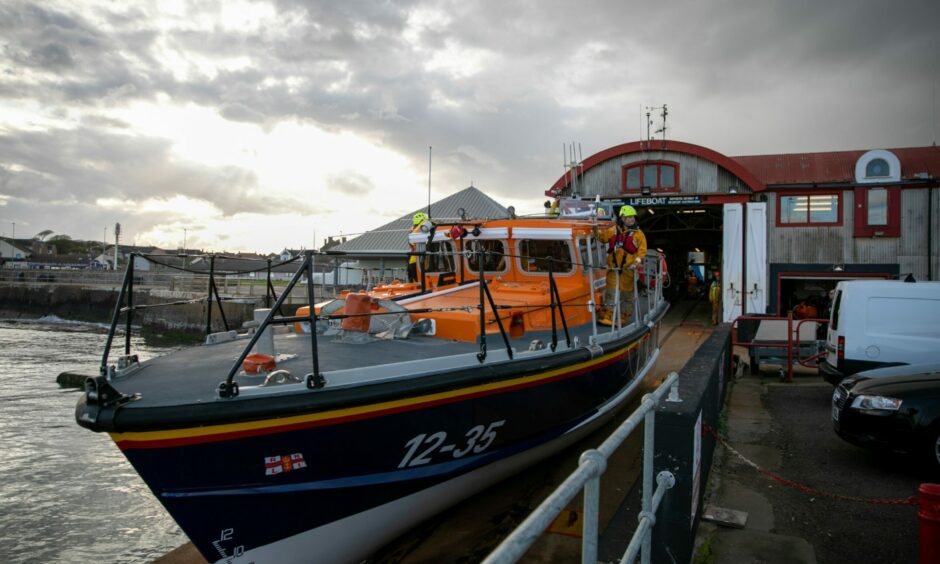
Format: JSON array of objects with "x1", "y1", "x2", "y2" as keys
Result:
[{"x1": 398, "y1": 420, "x2": 506, "y2": 468}]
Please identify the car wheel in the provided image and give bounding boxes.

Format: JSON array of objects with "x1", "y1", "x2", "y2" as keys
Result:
[{"x1": 749, "y1": 355, "x2": 759, "y2": 374}]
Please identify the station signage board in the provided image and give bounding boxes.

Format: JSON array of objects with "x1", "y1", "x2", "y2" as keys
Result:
[{"x1": 622, "y1": 195, "x2": 704, "y2": 207}]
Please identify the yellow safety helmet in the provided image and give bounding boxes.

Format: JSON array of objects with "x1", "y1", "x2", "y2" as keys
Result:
[
  {"x1": 413, "y1": 212, "x2": 429, "y2": 226},
  {"x1": 619, "y1": 205, "x2": 638, "y2": 217}
]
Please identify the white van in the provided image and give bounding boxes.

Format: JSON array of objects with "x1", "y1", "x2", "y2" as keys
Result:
[{"x1": 821, "y1": 280, "x2": 940, "y2": 385}]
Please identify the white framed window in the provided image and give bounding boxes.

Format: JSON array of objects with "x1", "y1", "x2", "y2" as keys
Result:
[{"x1": 855, "y1": 149, "x2": 900, "y2": 183}]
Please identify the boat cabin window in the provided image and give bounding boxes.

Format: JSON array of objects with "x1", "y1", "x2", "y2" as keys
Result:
[
  {"x1": 578, "y1": 237, "x2": 590, "y2": 270},
  {"x1": 577, "y1": 236, "x2": 601, "y2": 274},
  {"x1": 594, "y1": 237, "x2": 606, "y2": 268},
  {"x1": 517, "y1": 239, "x2": 574, "y2": 274},
  {"x1": 422, "y1": 241, "x2": 456, "y2": 274},
  {"x1": 466, "y1": 240, "x2": 508, "y2": 274}
]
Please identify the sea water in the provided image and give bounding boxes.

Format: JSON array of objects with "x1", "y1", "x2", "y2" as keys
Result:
[{"x1": 0, "y1": 317, "x2": 187, "y2": 563}]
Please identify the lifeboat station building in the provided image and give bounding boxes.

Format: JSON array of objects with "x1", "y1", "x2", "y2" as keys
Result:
[{"x1": 546, "y1": 140, "x2": 940, "y2": 321}]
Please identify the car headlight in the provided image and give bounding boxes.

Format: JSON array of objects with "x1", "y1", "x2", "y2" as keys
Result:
[{"x1": 850, "y1": 395, "x2": 902, "y2": 411}]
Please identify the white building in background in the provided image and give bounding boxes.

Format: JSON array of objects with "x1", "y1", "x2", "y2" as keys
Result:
[{"x1": 0, "y1": 237, "x2": 31, "y2": 264}]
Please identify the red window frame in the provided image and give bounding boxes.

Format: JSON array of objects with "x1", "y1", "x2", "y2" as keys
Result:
[
  {"x1": 775, "y1": 192, "x2": 843, "y2": 227},
  {"x1": 620, "y1": 161, "x2": 679, "y2": 194},
  {"x1": 853, "y1": 186, "x2": 901, "y2": 237}
]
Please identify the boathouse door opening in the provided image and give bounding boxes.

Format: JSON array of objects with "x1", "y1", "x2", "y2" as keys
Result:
[{"x1": 635, "y1": 204, "x2": 724, "y2": 305}]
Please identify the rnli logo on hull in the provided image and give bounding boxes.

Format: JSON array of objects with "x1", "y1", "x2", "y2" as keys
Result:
[{"x1": 265, "y1": 453, "x2": 307, "y2": 475}]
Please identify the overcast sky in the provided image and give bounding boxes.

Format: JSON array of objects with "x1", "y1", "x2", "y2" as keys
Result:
[{"x1": 1, "y1": 0, "x2": 937, "y2": 253}]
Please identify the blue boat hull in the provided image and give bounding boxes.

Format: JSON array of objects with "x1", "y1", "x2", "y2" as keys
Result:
[{"x1": 110, "y1": 331, "x2": 657, "y2": 563}]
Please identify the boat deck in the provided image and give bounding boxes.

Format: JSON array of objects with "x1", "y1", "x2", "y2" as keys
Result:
[{"x1": 106, "y1": 301, "x2": 655, "y2": 409}]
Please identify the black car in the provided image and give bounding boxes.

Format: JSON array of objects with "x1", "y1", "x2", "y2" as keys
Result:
[{"x1": 832, "y1": 364, "x2": 940, "y2": 469}]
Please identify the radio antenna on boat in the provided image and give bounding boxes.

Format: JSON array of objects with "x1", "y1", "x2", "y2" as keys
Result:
[
  {"x1": 427, "y1": 146, "x2": 432, "y2": 219},
  {"x1": 564, "y1": 142, "x2": 584, "y2": 197}
]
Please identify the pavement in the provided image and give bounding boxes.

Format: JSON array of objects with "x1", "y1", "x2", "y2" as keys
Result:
[
  {"x1": 694, "y1": 368, "x2": 818, "y2": 564},
  {"x1": 643, "y1": 299, "x2": 819, "y2": 564}
]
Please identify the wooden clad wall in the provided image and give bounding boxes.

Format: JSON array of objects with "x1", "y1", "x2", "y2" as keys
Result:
[
  {"x1": 897, "y1": 189, "x2": 930, "y2": 278},
  {"x1": 932, "y1": 188, "x2": 940, "y2": 280},
  {"x1": 576, "y1": 151, "x2": 724, "y2": 197},
  {"x1": 767, "y1": 188, "x2": 936, "y2": 280},
  {"x1": 766, "y1": 191, "x2": 847, "y2": 263}
]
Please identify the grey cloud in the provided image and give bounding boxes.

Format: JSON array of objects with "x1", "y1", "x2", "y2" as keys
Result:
[
  {"x1": 219, "y1": 102, "x2": 268, "y2": 124},
  {"x1": 0, "y1": 0, "x2": 937, "y2": 247},
  {"x1": 326, "y1": 172, "x2": 374, "y2": 196},
  {"x1": 0, "y1": 126, "x2": 317, "y2": 217}
]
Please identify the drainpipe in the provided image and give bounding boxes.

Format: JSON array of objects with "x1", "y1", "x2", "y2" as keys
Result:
[
  {"x1": 929, "y1": 181, "x2": 935, "y2": 281},
  {"x1": 742, "y1": 203, "x2": 748, "y2": 316}
]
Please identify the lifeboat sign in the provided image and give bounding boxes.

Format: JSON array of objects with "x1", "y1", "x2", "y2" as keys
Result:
[{"x1": 622, "y1": 195, "x2": 703, "y2": 207}]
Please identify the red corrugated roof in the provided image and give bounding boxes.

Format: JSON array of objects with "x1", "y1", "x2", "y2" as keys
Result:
[{"x1": 732, "y1": 146, "x2": 940, "y2": 185}]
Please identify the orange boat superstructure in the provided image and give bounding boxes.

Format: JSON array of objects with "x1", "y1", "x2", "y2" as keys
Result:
[{"x1": 300, "y1": 217, "x2": 613, "y2": 343}]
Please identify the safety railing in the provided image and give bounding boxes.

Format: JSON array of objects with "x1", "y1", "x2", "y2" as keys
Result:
[
  {"x1": 98, "y1": 240, "x2": 666, "y2": 399},
  {"x1": 99, "y1": 251, "x2": 301, "y2": 377},
  {"x1": 731, "y1": 313, "x2": 828, "y2": 382},
  {"x1": 482, "y1": 371, "x2": 680, "y2": 564}
]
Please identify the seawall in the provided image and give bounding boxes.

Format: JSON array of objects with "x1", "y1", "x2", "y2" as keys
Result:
[{"x1": 0, "y1": 283, "x2": 270, "y2": 334}]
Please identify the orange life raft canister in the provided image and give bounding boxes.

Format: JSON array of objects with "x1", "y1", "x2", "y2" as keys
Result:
[
  {"x1": 341, "y1": 293, "x2": 372, "y2": 333},
  {"x1": 243, "y1": 353, "x2": 276, "y2": 374}
]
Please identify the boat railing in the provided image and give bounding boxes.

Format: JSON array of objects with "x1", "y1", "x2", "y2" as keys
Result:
[
  {"x1": 98, "y1": 245, "x2": 666, "y2": 399},
  {"x1": 482, "y1": 371, "x2": 680, "y2": 564},
  {"x1": 99, "y1": 251, "x2": 302, "y2": 378}
]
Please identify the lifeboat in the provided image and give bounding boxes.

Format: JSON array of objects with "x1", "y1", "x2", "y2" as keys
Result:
[{"x1": 75, "y1": 200, "x2": 669, "y2": 564}]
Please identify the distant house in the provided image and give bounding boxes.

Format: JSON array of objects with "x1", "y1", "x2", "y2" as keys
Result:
[
  {"x1": 95, "y1": 244, "x2": 176, "y2": 271},
  {"x1": 327, "y1": 185, "x2": 509, "y2": 283},
  {"x1": 276, "y1": 248, "x2": 305, "y2": 262},
  {"x1": 185, "y1": 254, "x2": 315, "y2": 282}
]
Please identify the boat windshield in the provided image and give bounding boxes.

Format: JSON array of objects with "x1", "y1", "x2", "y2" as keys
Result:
[
  {"x1": 423, "y1": 241, "x2": 456, "y2": 274},
  {"x1": 517, "y1": 239, "x2": 574, "y2": 274},
  {"x1": 466, "y1": 240, "x2": 508, "y2": 274},
  {"x1": 577, "y1": 236, "x2": 604, "y2": 273}
]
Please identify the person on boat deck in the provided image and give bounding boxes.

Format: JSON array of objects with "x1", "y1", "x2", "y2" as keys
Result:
[
  {"x1": 709, "y1": 270, "x2": 722, "y2": 325},
  {"x1": 408, "y1": 212, "x2": 429, "y2": 282},
  {"x1": 595, "y1": 205, "x2": 647, "y2": 326}
]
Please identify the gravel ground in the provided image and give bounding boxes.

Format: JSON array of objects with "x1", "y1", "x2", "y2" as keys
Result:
[{"x1": 731, "y1": 381, "x2": 932, "y2": 564}]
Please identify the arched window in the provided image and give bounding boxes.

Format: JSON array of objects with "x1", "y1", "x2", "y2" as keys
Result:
[
  {"x1": 865, "y1": 158, "x2": 890, "y2": 178},
  {"x1": 854, "y1": 149, "x2": 900, "y2": 184}
]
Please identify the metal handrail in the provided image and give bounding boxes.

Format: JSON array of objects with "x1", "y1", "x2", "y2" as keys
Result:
[
  {"x1": 98, "y1": 245, "x2": 664, "y2": 396},
  {"x1": 220, "y1": 251, "x2": 320, "y2": 398},
  {"x1": 477, "y1": 251, "x2": 514, "y2": 362},
  {"x1": 547, "y1": 257, "x2": 571, "y2": 351},
  {"x1": 731, "y1": 313, "x2": 828, "y2": 381},
  {"x1": 482, "y1": 371, "x2": 679, "y2": 564},
  {"x1": 100, "y1": 259, "x2": 133, "y2": 377},
  {"x1": 795, "y1": 317, "x2": 829, "y2": 368}
]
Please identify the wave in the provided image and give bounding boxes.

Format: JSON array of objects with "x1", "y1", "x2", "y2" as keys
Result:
[{"x1": 0, "y1": 315, "x2": 139, "y2": 333}]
